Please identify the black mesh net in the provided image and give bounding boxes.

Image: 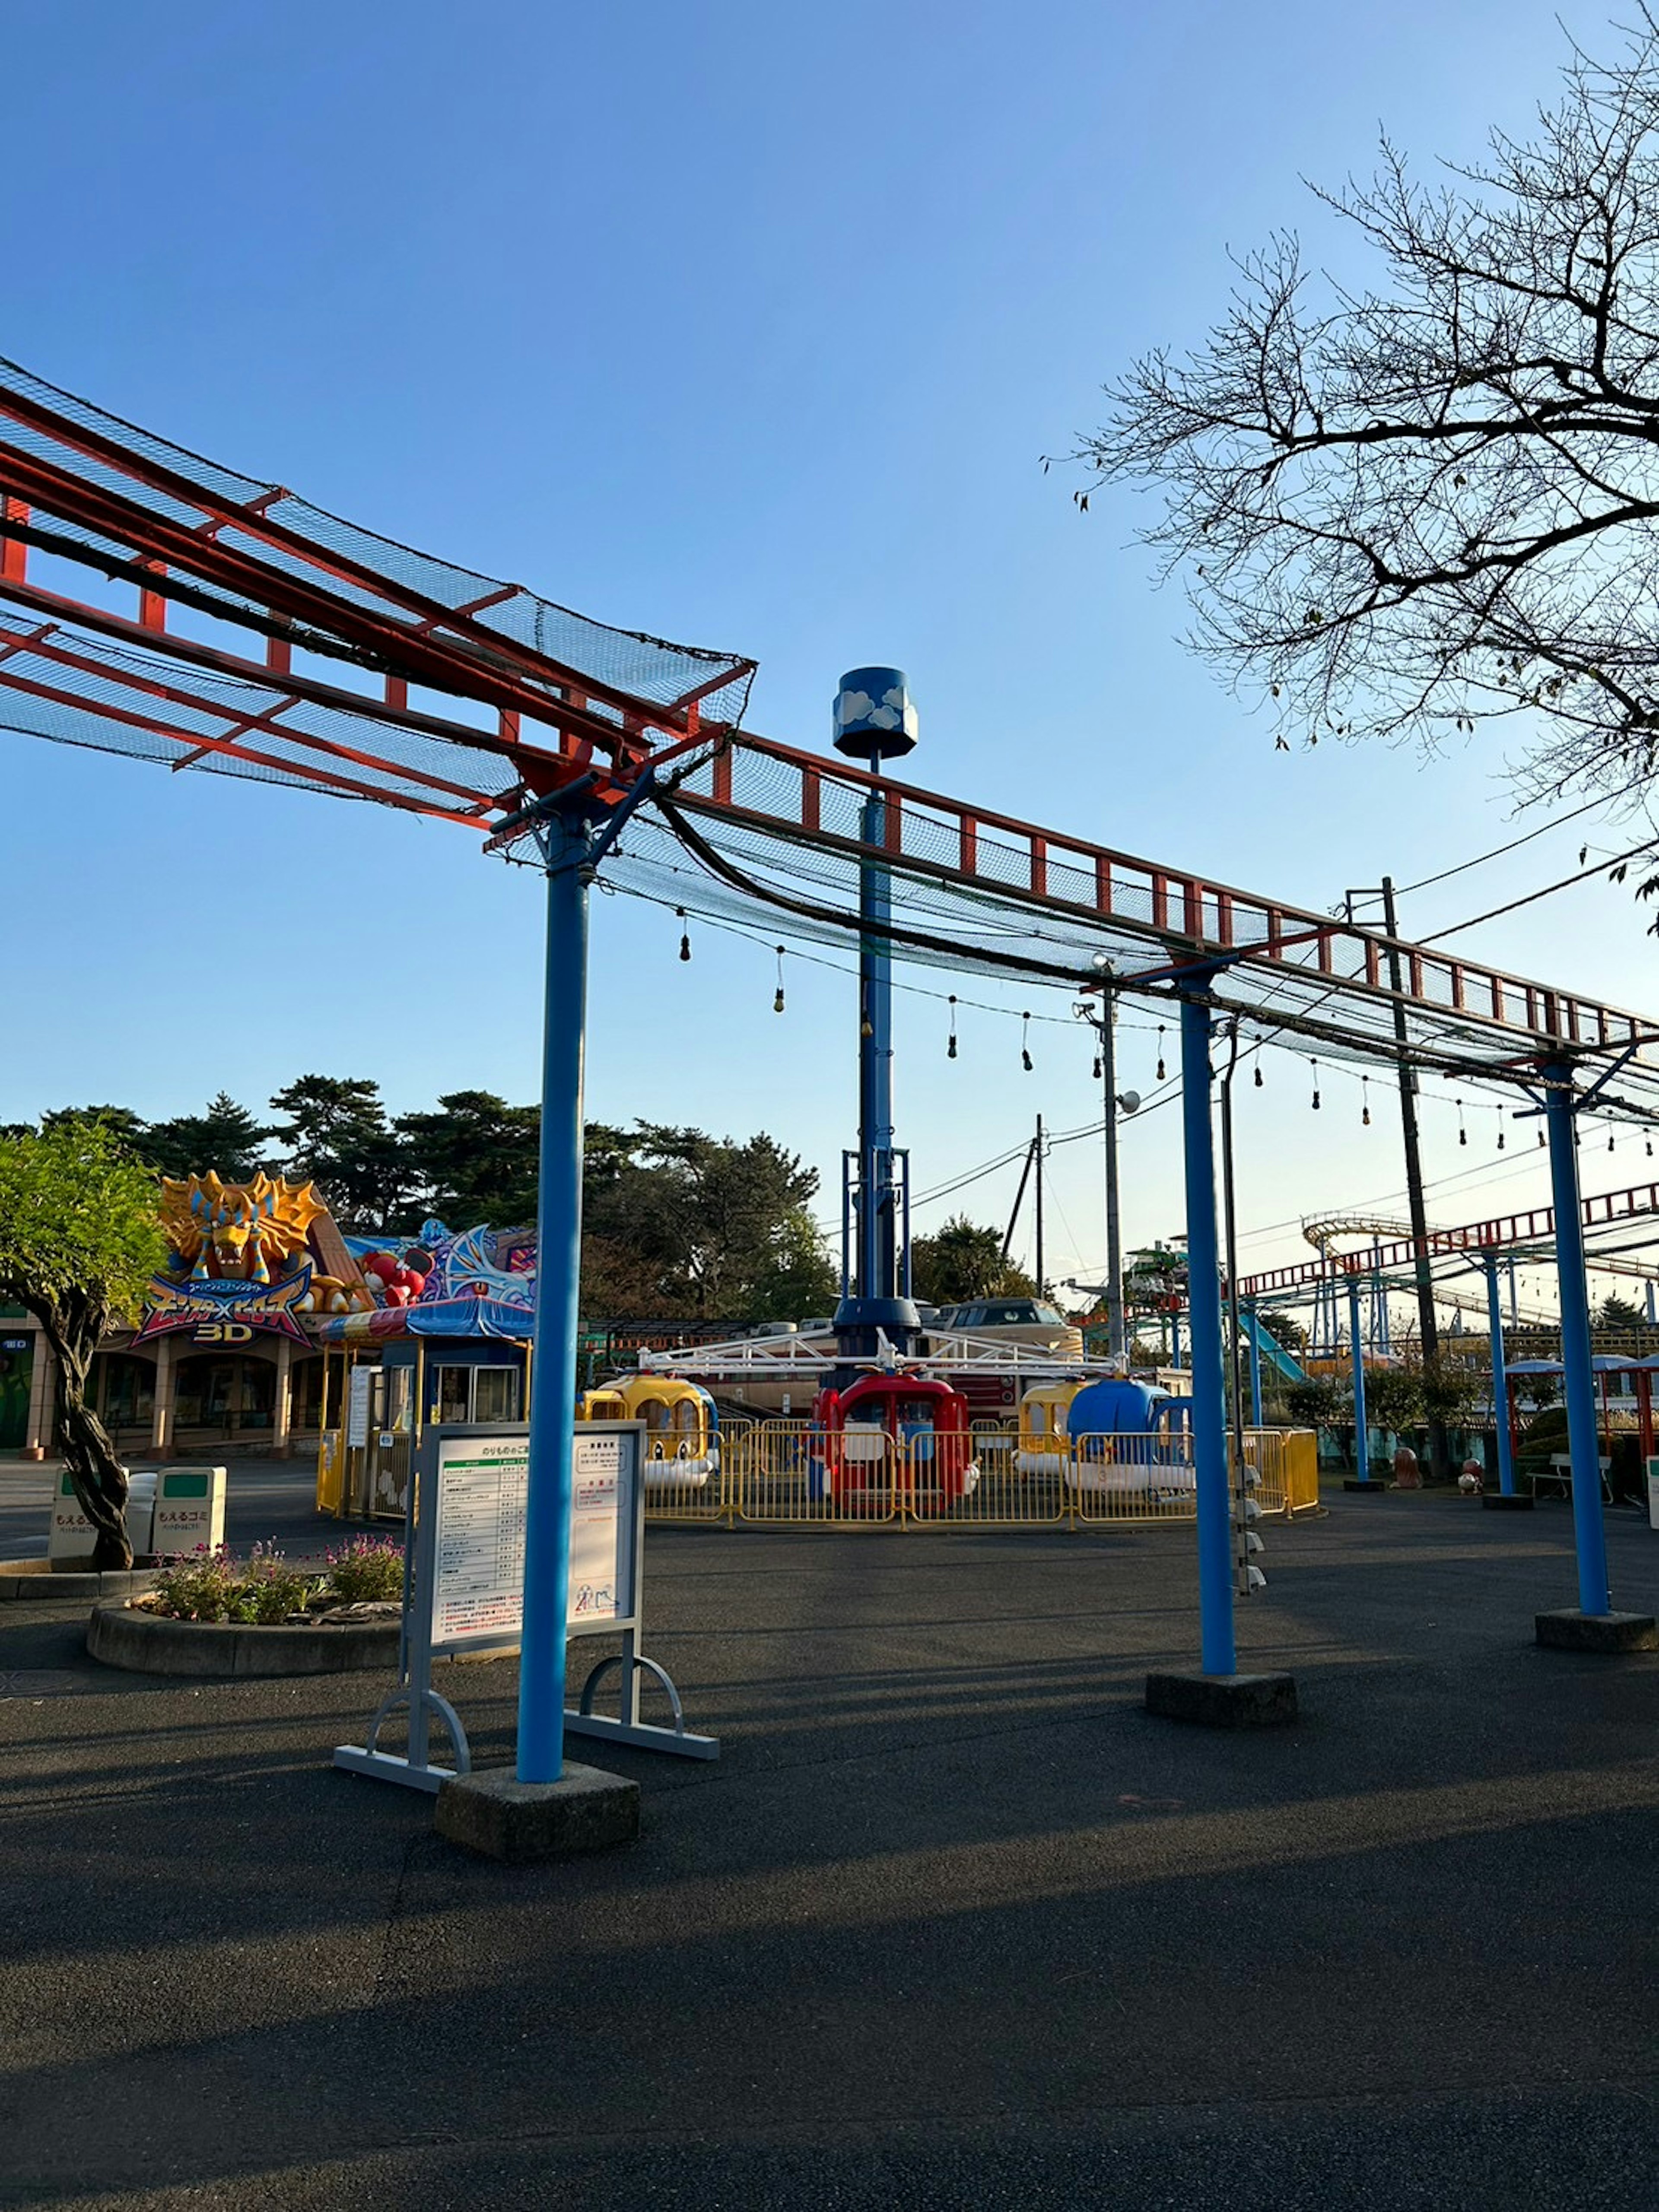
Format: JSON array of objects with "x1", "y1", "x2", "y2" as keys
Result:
[{"x1": 0, "y1": 354, "x2": 755, "y2": 735}]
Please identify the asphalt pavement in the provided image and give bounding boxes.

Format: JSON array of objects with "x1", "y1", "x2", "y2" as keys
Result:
[{"x1": 2, "y1": 1490, "x2": 1657, "y2": 2208}]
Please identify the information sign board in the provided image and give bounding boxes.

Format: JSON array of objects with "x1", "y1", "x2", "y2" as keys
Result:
[
  {"x1": 334, "y1": 1420, "x2": 715, "y2": 1793},
  {"x1": 346, "y1": 1367, "x2": 375, "y2": 1450}
]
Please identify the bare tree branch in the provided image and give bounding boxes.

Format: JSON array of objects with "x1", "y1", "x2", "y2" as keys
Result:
[{"x1": 1067, "y1": 6, "x2": 1659, "y2": 824}]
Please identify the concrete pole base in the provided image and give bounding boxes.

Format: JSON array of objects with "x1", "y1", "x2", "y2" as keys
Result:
[
  {"x1": 1535, "y1": 1609, "x2": 1658, "y2": 1654},
  {"x1": 434, "y1": 1761, "x2": 640, "y2": 1863},
  {"x1": 1145, "y1": 1670, "x2": 1298, "y2": 1727},
  {"x1": 1481, "y1": 1492, "x2": 1535, "y2": 1512},
  {"x1": 1343, "y1": 1478, "x2": 1388, "y2": 1493}
]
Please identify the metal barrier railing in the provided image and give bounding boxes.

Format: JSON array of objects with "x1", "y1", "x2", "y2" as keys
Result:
[{"x1": 639, "y1": 1422, "x2": 1317, "y2": 1529}]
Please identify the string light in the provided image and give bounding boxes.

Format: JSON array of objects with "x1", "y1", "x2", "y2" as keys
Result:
[
  {"x1": 1608, "y1": 1125, "x2": 1616, "y2": 1152},
  {"x1": 676, "y1": 907, "x2": 691, "y2": 962},
  {"x1": 1538, "y1": 1129, "x2": 1546, "y2": 1149},
  {"x1": 1361, "y1": 1074, "x2": 1371, "y2": 1128},
  {"x1": 1156, "y1": 1025, "x2": 1166, "y2": 1082},
  {"x1": 773, "y1": 944, "x2": 786, "y2": 1015},
  {"x1": 1497, "y1": 1111, "x2": 1505, "y2": 1152},
  {"x1": 1457, "y1": 1100, "x2": 1467, "y2": 1148},
  {"x1": 1021, "y1": 1012, "x2": 1033, "y2": 1073},
  {"x1": 1311, "y1": 1057, "x2": 1321, "y2": 1111},
  {"x1": 1253, "y1": 1065, "x2": 1263, "y2": 1088},
  {"x1": 947, "y1": 994, "x2": 958, "y2": 1060}
]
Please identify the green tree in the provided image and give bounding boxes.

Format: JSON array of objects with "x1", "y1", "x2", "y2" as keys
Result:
[
  {"x1": 1259, "y1": 1311, "x2": 1307, "y2": 1353},
  {"x1": 1595, "y1": 1292, "x2": 1646, "y2": 1331},
  {"x1": 396, "y1": 1091, "x2": 541, "y2": 1225},
  {"x1": 0, "y1": 1121, "x2": 165, "y2": 1567},
  {"x1": 145, "y1": 1092, "x2": 274, "y2": 1181},
  {"x1": 582, "y1": 1123, "x2": 831, "y2": 1320},
  {"x1": 1068, "y1": 12, "x2": 1659, "y2": 841},
  {"x1": 40, "y1": 1105, "x2": 152, "y2": 1158},
  {"x1": 270, "y1": 1075, "x2": 414, "y2": 1228},
  {"x1": 909, "y1": 1215, "x2": 1036, "y2": 1305}
]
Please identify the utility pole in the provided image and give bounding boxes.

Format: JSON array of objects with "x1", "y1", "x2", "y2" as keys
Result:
[
  {"x1": 1349, "y1": 875, "x2": 1446, "y2": 1478},
  {"x1": 1034, "y1": 1114, "x2": 1045, "y2": 1296},
  {"x1": 1077, "y1": 962, "x2": 1133, "y2": 1359},
  {"x1": 1219, "y1": 1019, "x2": 1246, "y2": 1460}
]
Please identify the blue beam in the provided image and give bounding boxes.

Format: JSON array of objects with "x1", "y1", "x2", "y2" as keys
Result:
[
  {"x1": 1544, "y1": 1062, "x2": 1612, "y2": 1615},
  {"x1": 1247, "y1": 1301, "x2": 1263, "y2": 1428},
  {"x1": 517, "y1": 800, "x2": 594, "y2": 1786},
  {"x1": 1180, "y1": 993, "x2": 1236, "y2": 1677}
]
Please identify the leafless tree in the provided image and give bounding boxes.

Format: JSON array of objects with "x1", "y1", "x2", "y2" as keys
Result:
[{"x1": 1070, "y1": 8, "x2": 1659, "y2": 838}]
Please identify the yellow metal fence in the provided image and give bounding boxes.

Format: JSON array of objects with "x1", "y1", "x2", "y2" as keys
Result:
[{"x1": 643, "y1": 1422, "x2": 1319, "y2": 1529}]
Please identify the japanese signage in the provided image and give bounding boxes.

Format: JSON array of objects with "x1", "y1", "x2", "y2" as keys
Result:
[
  {"x1": 134, "y1": 1265, "x2": 313, "y2": 1346},
  {"x1": 427, "y1": 1427, "x2": 634, "y2": 1654}
]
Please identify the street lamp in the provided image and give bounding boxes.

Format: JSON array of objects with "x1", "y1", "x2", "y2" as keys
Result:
[{"x1": 1075, "y1": 955, "x2": 1141, "y2": 1359}]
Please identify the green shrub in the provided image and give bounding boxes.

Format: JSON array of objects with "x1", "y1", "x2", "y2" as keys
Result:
[
  {"x1": 150, "y1": 1543, "x2": 322, "y2": 1623},
  {"x1": 324, "y1": 1536, "x2": 405, "y2": 1604}
]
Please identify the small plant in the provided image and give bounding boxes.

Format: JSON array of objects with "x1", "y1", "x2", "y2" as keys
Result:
[
  {"x1": 150, "y1": 1542, "x2": 322, "y2": 1623},
  {"x1": 150, "y1": 1545, "x2": 245, "y2": 1623},
  {"x1": 324, "y1": 1536, "x2": 405, "y2": 1604}
]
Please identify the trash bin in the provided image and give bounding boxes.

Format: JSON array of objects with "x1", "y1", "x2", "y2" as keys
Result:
[
  {"x1": 148, "y1": 1465, "x2": 227, "y2": 1555},
  {"x1": 46, "y1": 1467, "x2": 142, "y2": 1563}
]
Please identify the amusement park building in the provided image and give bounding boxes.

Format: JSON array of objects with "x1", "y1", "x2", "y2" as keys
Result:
[{"x1": 0, "y1": 1172, "x2": 542, "y2": 1463}]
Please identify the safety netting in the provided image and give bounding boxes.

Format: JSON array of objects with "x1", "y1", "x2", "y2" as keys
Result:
[
  {"x1": 592, "y1": 735, "x2": 1659, "y2": 1116},
  {"x1": 0, "y1": 353, "x2": 755, "y2": 741}
]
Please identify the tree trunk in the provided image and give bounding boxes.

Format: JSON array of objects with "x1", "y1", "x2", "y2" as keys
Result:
[{"x1": 39, "y1": 1307, "x2": 131, "y2": 1569}]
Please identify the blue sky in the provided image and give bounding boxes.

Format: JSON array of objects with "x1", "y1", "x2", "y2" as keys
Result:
[{"x1": 2, "y1": 0, "x2": 1653, "y2": 1304}]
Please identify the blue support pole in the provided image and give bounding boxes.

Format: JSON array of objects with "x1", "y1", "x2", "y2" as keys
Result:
[
  {"x1": 1348, "y1": 1276, "x2": 1369, "y2": 1478},
  {"x1": 1247, "y1": 1301, "x2": 1263, "y2": 1428},
  {"x1": 1180, "y1": 992, "x2": 1236, "y2": 1677},
  {"x1": 1172, "y1": 1314, "x2": 1183, "y2": 1370},
  {"x1": 517, "y1": 803, "x2": 595, "y2": 1787},
  {"x1": 1482, "y1": 1254, "x2": 1516, "y2": 1497},
  {"x1": 1544, "y1": 1062, "x2": 1612, "y2": 1616}
]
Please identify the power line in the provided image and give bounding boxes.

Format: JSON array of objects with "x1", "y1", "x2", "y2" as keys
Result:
[
  {"x1": 1419, "y1": 835, "x2": 1659, "y2": 944},
  {"x1": 1390, "y1": 790, "x2": 1630, "y2": 897}
]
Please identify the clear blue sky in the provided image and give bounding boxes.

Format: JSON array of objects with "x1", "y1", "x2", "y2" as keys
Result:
[{"x1": 2, "y1": 0, "x2": 1652, "y2": 1303}]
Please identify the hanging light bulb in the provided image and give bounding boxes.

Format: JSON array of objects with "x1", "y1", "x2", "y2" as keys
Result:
[
  {"x1": 1157, "y1": 1024, "x2": 1166, "y2": 1082},
  {"x1": 773, "y1": 944, "x2": 786, "y2": 1015},
  {"x1": 1609, "y1": 1127, "x2": 1616, "y2": 1152},
  {"x1": 1021, "y1": 1011, "x2": 1033, "y2": 1073},
  {"x1": 1538, "y1": 1129, "x2": 1546, "y2": 1149},
  {"x1": 1361, "y1": 1074, "x2": 1371, "y2": 1128},
  {"x1": 1497, "y1": 1114, "x2": 1506, "y2": 1152},
  {"x1": 1311, "y1": 1057, "x2": 1321, "y2": 1111},
  {"x1": 860, "y1": 986, "x2": 873, "y2": 1038},
  {"x1": 1458, "y1": 1101, "x2": 1467, "y2": 1148},
  {"x1": 947, "y1": 993, "x2": 958, "y2": 1060},
  {"x1": 1253, "y1": 1065, "x2": 1263, "y2": 1089},
  {"x1": 1092, "y1": 1051, "x2": 1103, "y2": 1081},
  {"x1": 676, "y1": 907, "x2": 691, "y2": 962}
]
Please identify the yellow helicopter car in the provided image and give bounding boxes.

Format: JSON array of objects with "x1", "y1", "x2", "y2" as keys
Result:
[
  {"x1": 578, "y1": 1374, "x2": 720, "y2": 1487},
  {"x1": 1015, "y1": 1380, "x2": 1086, "y2": 1475}
]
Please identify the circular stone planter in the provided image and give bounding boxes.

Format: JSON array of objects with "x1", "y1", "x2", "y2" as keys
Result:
[
  {"x1": 0, "y1": 1561, "x2": 159, "y2": 1602},
  {"x1": 86, "y1": 1603, "x2": 400, "y2": 1679}
]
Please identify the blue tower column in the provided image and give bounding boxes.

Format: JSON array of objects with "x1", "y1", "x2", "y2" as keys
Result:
[
  {"x1": 832, "y1": 668, "x2": 920, "y2": 1359},
  {"x1": 1246, "y1": 1302, "x2": 1263, "y2": 1428},
  {"x1": 517, "y1": 800, "x2": 597, "y2": 1786},
  {"x1": 1542, "y1": 1064, "x2": 1612, "y2": 1618},
  {"x1": 1481, "y1": 1254, "x2": 1518, "y2": 1499}
]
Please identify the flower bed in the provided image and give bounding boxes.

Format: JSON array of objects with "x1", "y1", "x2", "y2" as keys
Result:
[
  {"x1": 85, "y1": 1536, "x2": 408, "y2": 1677},
  {"x1": 142, "y1": 1535, "x2": 404, "y2": 1625}
]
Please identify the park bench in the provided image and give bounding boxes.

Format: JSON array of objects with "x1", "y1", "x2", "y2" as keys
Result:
[{"x1": 1531, "y1": 1453, "x2": 1612, "y2": 1504}]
